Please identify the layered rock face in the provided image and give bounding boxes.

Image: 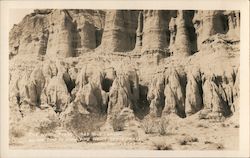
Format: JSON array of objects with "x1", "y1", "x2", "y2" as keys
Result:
[
  {"x1": 9, "y1": 9, "x2": 240, "y2": 58},
  {"x1": 101, "y1": 10, "x2": 138, "y2": 52},
  {"x1": 135, "y1": 11, "x2": 143, "y2": 49},
  {"x1": 78, "y1": 20, "x2": 96, "y2": 50},
  {"x1": 107, "y1": 69, "x2": 140, "y2": 120},
  {"x1": 224, "y1": 11, "x2": 240, "y2": 39},
  {"x1": 141, "y1": 10, "x2": 169, "y2": 53},
  {"x1": 9, "y1": 10, "x2": 50, "y2": 58},
  {"x1": 9, "y1": 9, "x2": 240, "y2": 131},
  {"x1": 9, "y1": 9, "x2": 105, "y2": 58},
  {"x1": 192, "y1": 10, "x2": 239, "y2": 51},
  {"x1": 46, "y1": 10, "x2": 75, "y2": 57},
  {"x1": 184, "y1": 69, "x2": 203, "y2": 116},
  {"x1": 172, "y1": 11, "x2": 197, "y2": 56},
  {"x1": 67, "y1": 10, "x2": 105, "y2": 55}
]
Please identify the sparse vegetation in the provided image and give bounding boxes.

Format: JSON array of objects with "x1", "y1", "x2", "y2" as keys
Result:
[
  {"x1": 157, "y1": 117, "x2": 170, "y2": 136},
  {"x1": 112, "y1": 115, "x2": 125, "y2": 131},
  {"x1": 142, "y1": 118, "x2": 155, "y2": 134},
  {"x1": 179, "y1": 136, "x2": 199, "y2": 145},
  {"x1": 65, "y1": 113, "x2": 104, "y2": 142},
  {"x1": 142, "y1": 116, "x2": 170, "y2": 135},
  {"x1": 197, "y1": 123, "x2": 209, "y2": 128},
  {"x1": 216, "y1": 143, "x2": 224, "y2": 150},
  {"x1": 36, "y1": 116, "x2": 60, "y2": 135},
  {"x1": 204, "y1": 141, "x2": 225, "y2": 150},
  {"x1": 152, "y1": 140, "x2": 173, "y2": 150},
  {"x1": 220, "y1": 123, "x2": 229, "y2": 127},
  {"x1": 129, "y1": 129, "x2": 140, "y2": 142},
  {"x1": 10, "y1": 126, "x2": 25, "y2": 138},
  {"x1": 234, "y1": 124, "x2": 239, "y2": 128},
  {"x1": 204, "y1": 140, "x2": 212, "y2": 144}
]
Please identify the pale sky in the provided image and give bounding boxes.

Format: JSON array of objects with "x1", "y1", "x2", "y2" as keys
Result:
[{"x1": 9, "y1": 9, "x2": 34, "y2": 31}]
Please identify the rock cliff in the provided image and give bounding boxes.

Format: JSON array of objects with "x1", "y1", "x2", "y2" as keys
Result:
[
  {"x1": 9, "y1": 9, "x2": 240, "y2": 132},
  {"x1": 101, "y1": 10, "x2": 138, "y2": 52}
]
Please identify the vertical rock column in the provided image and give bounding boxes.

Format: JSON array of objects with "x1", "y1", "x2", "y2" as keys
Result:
[
  {"x1": 147, "y1": 74, "x2": 165, "y2": 117},
  {"x1": 169, "y1": 18, "x2": 177, "y2": 55},
  {"x1": 173, "y1": 11, "x2": 193, "y2": 57},
  {"x1": 135, "y1": 11, "x2": 143, "y2": 49},
  {"x1": 141, "y1": 10, "x2": 168, "y2": 53},
  {"x1": 185, "y1": 70, "x2": 203, "y2": 116},
  {"x1": 38, "y1": 30, "x2": 49, "y2": 55},
  {"x1": 101, "y1": 10, "x2": 137, "y2": 52},
  {"x1": 75, "y1": 18, "x2": 97, "y2": 55},
  {"x1": 81, "y1": 20, "x2": 96, "y2": 49},
  {"x1": 225, "y1": 11, "x2": 240, "y2": 39},
  {"x1": 46, "y1": 10, "x2": 75, "y2": 57},
  {"x1": 193, "y1": 11, "x2": 227, "y2": 50}
]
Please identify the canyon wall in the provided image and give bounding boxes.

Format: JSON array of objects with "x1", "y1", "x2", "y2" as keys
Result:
[
  {"x1": 141, "y1": 10, "x2": 169, "y2": 53},
  {"x1": 101, "y1": 10, "x2": 138, "y2": 52},
  {"x1": 46, "y1": 10, "x2": 75, "y2": 57},
  {"x1": 10, "y1": 9, "x2": 240, "y2": 58},
  {"x1": 9, "y1": 9, "x2": 240, "y2": 126}
]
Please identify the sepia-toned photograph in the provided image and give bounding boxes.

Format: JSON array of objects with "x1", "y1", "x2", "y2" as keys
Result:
[
  {"x1": 8, "y1": 8, "x2": 240, "y2": 150},
  {"x1": 1, "y1": 0, "x2": 249, "y2": 157}
]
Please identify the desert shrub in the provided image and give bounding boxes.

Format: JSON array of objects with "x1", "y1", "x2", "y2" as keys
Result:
[
  {"x1": 37, "y1": 120, "x2": 58, "y2": 134},
  {"x1": 142, "y1": 118, "x2": 155, "y2": 134},
  {"x1": 142, "y1": 116, "x2": 170, "y2": 135},
  {"x1": 204, "y1": 141, "x2": 212, "y2": 144},
  {"x1": 65, "y1": 113, "x2": 104, "y2": 142},
  {"x1": 234, "y1": 124, "x2": 239, "y2": 128},
  {"x1": 152, "y1": 141, "x2": 173, "y2": 150},
  {"x1": 157, "y1": 117, "x2": 169, "y2": 136},
  {"x1": 112, "y1": 115, "x2": 125, "y2": 131},
  {"x1": 204, "y1": 141, "x2": 225, "y2": 150},
  {"x1": 129, "y1": 129, "x2": 139, "y2": 142},
  {"x1": 179, "y1": 139, "x2": 187, "y2": 145},
  {"x1": 10, "y1": 126, "x2": 25, "y2": 138},
  {"x1": 197, "y1": 123, "x2": 208, "y2": 128},
  {"x1": 179, "y1": 136, "x2": 199, "y2": 145},
  {"x1": 216, "y1": 143, "x2": 224, "y2": 150},
  {"x1": 36, "y1": 115, "x2": 60, "y2": 135},
  {"x1": 198, "y1": 109, "x2": 210, "y2": 120},
  {"x1": 220, "y1": 123, "x2": 229, "y2": 127}
]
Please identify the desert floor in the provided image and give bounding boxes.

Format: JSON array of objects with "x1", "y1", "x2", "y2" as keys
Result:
[{"x1": 10, "y1": 114, "x2": 238, "y2": 150}]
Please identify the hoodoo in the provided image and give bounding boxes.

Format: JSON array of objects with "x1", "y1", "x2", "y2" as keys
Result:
[
  {"x1": 141, "y1": 10, "x2": 168, "y2": 53},
  {"x1": 75, "y1": 19, "x2": 96, "y2": 55},
  {"x1": 225, "y1": 10, "x2": 240, "y2": 39},
  {"x1": 46, "y1": 10, "x2": 75, "y2": 57},
  {"x1": 193, "y1": 10, "x2": 228, "y2": 50},
  {"x1": 101, "y1": 10, "x2": 138, "y2": 52},
  {"x1": 173, "y1": 11, "x2": 194, "y2": 56},
  {"x1": 8, "y1": 9, "x2": 240, "y2": 150},
  {"x1": 135, "y1": 11, "x2": 143, "y2": 49}
]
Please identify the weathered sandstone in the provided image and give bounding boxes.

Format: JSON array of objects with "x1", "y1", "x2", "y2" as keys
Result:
[{"x1": 9, "y1": 9, "x2": 240, "y2": 134}]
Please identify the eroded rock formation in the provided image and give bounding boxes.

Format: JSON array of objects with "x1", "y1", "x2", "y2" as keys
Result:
[
  {"x1": 135, "y1": 11, "x2": 143, "y2": 49},
  {"x1": 193, "y1": 10, "x2": 230, "y2": 50},
  {"x1": 9, "y1": 9, "x2": 240, "y2": 130},
  {"x1": 73, "y1": 66, "x2": 106, "y2": 114},
  {"x1": 107, "y1": 69, "x2": 139, "y2": 120},
  {"x1": 46, "y1": 10, "x2": 75, "y2": 57},
  {"x1": 147, "y1": 74, "x2": 165, "y2": 117},
  {"x1": 9, "y1": 11, "x2": 49, "y2": 57},
  {"x1": 225, "y1": 10, "x2": 240, "y2": 40},
  {"x1": 142, "y1": 10, "x2": 168, "y2": 53},
  {"x1": 173, "y1": 10, "x2": 197, "y2": 56},
  {"x1": 101, "y1": 10, "x2": 138, "y2": 52},
  {"x1": 184, "y1": 69, "x2": 203, "y2": 116},
  {"x1": 9, "y1": 9, "x2": 240, "y2": 58}
]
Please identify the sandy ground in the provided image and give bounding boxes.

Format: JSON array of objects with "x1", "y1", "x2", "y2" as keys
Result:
[{"x1": 10, "y1": 114, "x2": 239, "y2": 150}]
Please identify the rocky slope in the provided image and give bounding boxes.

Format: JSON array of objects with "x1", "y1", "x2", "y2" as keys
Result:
[{"x1": 9, "y1": 9, "x2": 240, "y2": 148}]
